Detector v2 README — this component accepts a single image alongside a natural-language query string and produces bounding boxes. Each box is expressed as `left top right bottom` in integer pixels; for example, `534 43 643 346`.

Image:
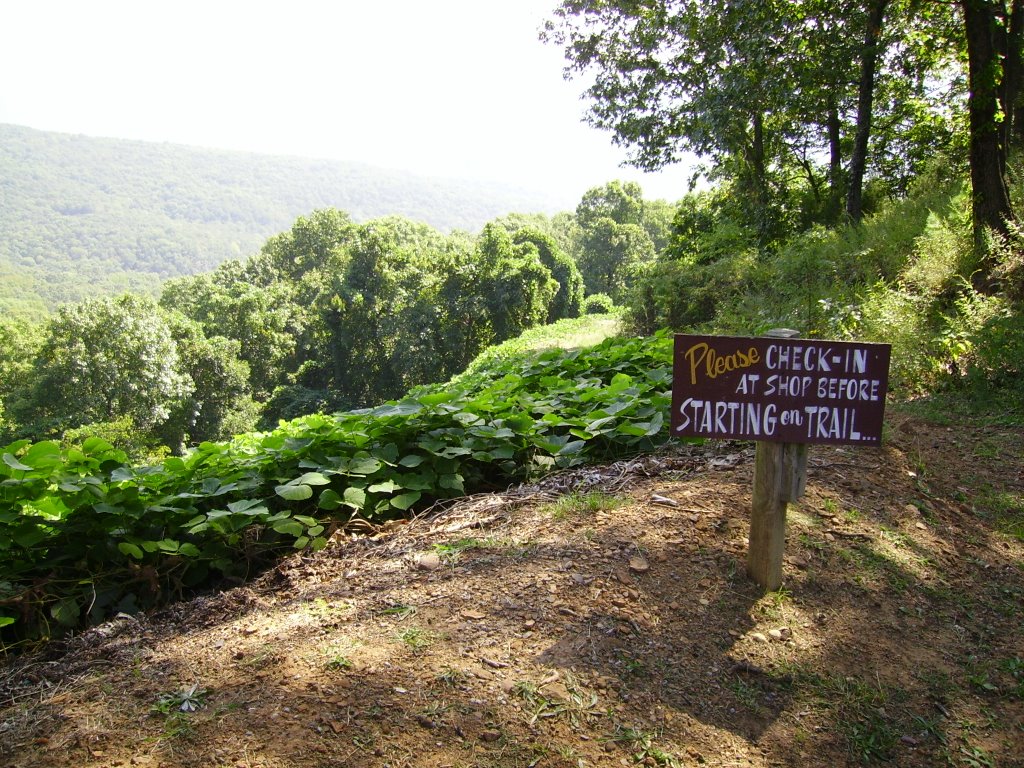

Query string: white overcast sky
0 0 697 207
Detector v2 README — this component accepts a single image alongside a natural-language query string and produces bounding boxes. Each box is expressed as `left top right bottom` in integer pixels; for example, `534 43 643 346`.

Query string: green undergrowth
0 331 673 646
441 311 622 391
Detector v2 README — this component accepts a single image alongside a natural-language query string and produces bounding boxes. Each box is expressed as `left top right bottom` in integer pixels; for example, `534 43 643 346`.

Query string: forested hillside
0 179 672 454
0 124 565 318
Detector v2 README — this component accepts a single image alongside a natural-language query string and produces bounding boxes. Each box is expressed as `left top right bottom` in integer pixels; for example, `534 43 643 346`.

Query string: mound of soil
2 412 1022 767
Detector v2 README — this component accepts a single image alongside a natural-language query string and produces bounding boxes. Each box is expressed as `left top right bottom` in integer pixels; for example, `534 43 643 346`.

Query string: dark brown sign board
671 334 892 446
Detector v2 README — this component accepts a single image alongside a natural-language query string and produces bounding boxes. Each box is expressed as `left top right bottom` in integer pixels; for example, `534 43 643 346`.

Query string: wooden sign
671 334 891 446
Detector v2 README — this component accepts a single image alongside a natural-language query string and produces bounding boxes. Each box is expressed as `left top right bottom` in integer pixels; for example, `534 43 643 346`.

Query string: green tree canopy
509 227 585 322
24 295 192 435
159 314 259 449
0 317 43 439
544 0 962 235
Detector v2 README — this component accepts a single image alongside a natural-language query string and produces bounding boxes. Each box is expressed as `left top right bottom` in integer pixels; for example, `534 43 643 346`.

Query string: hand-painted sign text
671 335 891 445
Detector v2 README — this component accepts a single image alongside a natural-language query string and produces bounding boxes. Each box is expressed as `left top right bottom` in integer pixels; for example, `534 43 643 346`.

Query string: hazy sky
0 0 697 207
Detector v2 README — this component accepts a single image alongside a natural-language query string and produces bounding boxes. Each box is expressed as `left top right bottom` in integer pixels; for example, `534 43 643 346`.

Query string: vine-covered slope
0 333 673 643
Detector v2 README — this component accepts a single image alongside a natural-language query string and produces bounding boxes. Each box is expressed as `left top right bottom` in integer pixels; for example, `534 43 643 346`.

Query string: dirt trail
2 413 1022 768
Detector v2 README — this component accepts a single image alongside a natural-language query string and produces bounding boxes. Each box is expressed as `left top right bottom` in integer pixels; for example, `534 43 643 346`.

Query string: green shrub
957 299 1024 400
62 416 169 464
583 293 615 315
902 211 972 297
627 247 761 334
852 284 943 395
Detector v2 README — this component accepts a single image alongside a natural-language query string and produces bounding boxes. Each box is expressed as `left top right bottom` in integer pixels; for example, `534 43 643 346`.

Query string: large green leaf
118 542 144 560
390 492 421 511
272 519 304 537
318 489 343 510
2 453 33 472
368 480 403 494
348 457 383 475
275 483 313 501
343 486 367 508
51 597 80 628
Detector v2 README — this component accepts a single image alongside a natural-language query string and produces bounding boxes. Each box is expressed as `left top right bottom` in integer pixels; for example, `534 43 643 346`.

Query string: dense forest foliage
2 0 1024 644
0 180 673 455
0 124 566 319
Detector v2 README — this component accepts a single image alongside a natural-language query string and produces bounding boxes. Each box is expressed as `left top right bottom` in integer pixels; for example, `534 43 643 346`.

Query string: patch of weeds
972 439 1001 459
972 491 1024 541
547 491 624 520
211 701 243 718
915 669 959 702
302 597 352 620
396 626 434 652
844 712 899 763
555 742 581 763
1003 657 1024 700
158 711 195 741
798 532 826 552
503 539 540 561
841 543 913 594
152 683 208 714
879 526 912 549
959 744 996 768
615 649 648 677
325 653 353 670
799 673 904 764
608 725 682 767
420 699 451 721
351 731 377 751
528 742 553 761
240 643 280 667
377 603 417 620
514 680 557 724
965 658 1000 695
728 676 763 714
755 586 792 620
149 684 206 744
513 674 601 727
910 713 947 746
437 666 468 688
992 584 1023 618
821 498 840 516
432 537 491 564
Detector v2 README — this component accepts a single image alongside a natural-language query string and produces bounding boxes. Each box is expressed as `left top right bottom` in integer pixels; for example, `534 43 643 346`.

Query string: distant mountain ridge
0 123 566 319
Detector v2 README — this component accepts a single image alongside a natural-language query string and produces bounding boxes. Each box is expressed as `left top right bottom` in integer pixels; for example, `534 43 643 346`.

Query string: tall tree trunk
962 0 1014 257
826 97 845 221
846 0 889 223
744 111 774 242
1004 0 1024 147
827 99 843 193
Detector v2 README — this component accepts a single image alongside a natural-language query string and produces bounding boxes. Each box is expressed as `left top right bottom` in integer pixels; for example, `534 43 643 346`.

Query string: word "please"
684 342 760 385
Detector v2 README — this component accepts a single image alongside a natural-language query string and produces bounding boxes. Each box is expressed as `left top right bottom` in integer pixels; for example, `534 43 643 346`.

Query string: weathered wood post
747 441 808 590
747 329 808 591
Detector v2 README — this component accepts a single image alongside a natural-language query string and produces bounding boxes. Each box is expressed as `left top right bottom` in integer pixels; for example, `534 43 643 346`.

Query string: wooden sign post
671 331 891 591
750 329 806 591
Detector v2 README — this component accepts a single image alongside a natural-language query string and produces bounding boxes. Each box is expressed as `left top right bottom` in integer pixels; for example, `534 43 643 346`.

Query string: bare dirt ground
1 411 1022 768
